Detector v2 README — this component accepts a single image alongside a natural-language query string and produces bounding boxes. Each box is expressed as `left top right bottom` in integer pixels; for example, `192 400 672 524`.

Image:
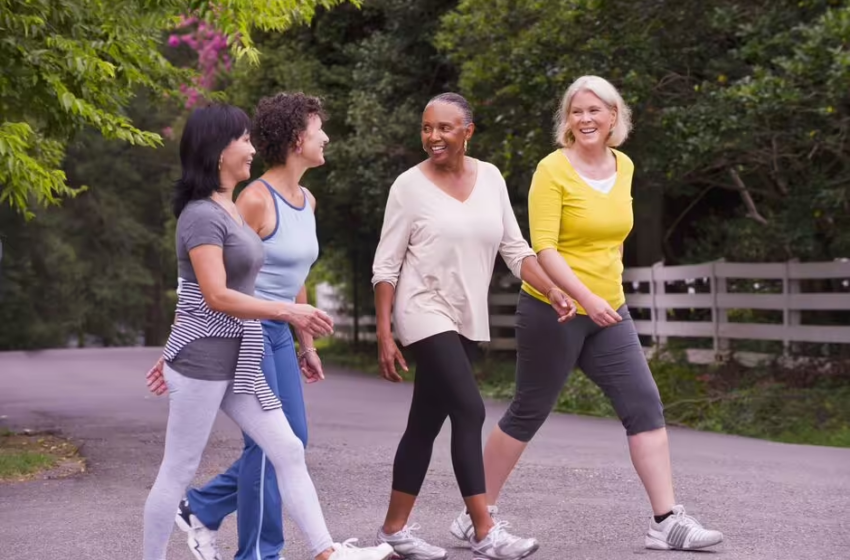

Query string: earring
218 157 222 170
464 139 468 152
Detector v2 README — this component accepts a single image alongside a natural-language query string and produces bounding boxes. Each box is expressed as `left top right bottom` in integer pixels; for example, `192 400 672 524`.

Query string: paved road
1 347 849 560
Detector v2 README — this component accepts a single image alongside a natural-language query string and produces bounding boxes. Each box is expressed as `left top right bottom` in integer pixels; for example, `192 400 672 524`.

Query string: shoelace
394 522 427 545
486 520 520 546
673 508 705 529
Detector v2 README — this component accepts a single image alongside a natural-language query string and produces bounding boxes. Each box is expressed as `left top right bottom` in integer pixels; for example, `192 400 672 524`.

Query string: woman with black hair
142 103 393 560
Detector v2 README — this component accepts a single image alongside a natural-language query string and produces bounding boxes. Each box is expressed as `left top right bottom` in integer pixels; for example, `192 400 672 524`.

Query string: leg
143 365 229 560
219 391 334 559
234 322 306 560
576 306 672 514
488 292 589 504
382 333 451 534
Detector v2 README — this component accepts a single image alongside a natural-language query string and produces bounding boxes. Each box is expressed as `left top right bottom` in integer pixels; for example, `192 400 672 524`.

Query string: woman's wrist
297 346 317 360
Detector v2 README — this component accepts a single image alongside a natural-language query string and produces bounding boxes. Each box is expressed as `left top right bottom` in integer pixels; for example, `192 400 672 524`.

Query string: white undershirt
577 171 617 194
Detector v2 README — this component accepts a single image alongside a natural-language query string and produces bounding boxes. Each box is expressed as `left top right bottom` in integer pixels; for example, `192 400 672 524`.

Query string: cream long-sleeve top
371 159 536 346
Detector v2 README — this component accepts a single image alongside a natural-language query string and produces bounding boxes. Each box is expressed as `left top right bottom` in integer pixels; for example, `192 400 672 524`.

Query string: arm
189 245 326 326
294 284 314 350
372 182 411 381
236 183 272 238
497 174 575 320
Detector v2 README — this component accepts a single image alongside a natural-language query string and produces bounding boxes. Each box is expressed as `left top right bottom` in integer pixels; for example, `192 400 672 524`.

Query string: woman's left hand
547 288 577 323
146 356 168 396
299 350 325 383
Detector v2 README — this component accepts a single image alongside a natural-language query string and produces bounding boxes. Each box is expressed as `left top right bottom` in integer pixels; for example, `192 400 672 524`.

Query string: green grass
320 340 850 448
0 450 56 478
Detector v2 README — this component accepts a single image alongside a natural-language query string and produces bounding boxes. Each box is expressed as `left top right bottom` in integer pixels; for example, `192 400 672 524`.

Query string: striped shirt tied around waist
163 279 281 411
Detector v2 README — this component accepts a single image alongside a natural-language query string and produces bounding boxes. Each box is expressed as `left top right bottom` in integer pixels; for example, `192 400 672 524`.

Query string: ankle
315 550 333 560
473 519 494 542
382 523 404 536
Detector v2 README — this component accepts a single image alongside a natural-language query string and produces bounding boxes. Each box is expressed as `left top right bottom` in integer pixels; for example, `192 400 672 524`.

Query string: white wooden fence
317 259 850 361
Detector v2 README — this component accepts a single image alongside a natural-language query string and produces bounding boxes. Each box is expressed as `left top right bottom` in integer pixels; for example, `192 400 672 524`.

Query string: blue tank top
253 180 319 303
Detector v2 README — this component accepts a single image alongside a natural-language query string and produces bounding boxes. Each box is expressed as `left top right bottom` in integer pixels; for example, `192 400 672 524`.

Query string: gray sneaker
470 520 539 560
645 505 723 550
376 523 448 560
449 505 499 541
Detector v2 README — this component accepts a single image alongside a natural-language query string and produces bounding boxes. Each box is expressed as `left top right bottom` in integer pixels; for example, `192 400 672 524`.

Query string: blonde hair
554 75 632 148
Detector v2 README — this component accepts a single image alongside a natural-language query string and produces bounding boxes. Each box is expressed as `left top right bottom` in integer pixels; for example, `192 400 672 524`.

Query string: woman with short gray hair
449 76 724 553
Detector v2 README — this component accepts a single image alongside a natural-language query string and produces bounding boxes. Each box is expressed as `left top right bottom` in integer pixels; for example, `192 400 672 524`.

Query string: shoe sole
645 534 724 550
471 542 540 560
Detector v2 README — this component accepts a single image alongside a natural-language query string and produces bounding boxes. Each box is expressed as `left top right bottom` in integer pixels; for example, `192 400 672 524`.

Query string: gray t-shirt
168 199 265 380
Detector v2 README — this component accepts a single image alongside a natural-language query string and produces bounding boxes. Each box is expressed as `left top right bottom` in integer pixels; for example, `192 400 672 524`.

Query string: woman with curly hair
146 94 391 560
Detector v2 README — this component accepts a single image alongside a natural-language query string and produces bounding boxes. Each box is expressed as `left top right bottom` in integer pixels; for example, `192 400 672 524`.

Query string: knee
497 396 553 443
449 397 486 433
266 434 306 469
619 385 666 436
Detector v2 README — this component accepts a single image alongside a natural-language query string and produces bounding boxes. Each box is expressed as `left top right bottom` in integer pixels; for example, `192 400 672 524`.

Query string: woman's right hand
377 334 408 382
580 293 622 327
284 304 335 338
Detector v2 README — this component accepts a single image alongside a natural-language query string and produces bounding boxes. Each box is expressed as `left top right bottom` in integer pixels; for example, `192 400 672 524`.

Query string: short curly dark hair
251 92 327 166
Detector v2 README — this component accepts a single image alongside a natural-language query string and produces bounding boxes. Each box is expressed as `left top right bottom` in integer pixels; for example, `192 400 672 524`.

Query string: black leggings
392 330 486 498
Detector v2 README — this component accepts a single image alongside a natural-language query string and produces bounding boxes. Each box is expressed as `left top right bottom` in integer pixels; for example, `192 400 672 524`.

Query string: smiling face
219 131 255 183
296 113 329 168
568 89 617 150
421 102 473 165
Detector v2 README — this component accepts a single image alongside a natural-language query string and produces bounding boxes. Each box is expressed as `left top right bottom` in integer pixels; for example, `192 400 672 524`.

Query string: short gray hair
554 75 632 148
425 92 474 126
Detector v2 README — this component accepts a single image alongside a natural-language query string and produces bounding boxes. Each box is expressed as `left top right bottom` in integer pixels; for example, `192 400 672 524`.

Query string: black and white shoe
175 497 222 560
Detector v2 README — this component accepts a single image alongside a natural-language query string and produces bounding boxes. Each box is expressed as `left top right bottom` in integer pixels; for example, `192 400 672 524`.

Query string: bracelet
297 347 317 359
546 286 562 299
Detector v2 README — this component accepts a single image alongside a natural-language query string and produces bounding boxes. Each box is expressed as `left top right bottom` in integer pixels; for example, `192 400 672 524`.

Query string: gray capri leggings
499 290 665 441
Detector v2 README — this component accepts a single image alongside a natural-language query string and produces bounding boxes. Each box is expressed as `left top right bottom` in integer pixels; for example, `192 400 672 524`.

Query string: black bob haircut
172 103 252 218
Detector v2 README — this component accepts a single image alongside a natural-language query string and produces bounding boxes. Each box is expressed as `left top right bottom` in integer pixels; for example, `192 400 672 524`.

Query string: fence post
651 261 666 347
786 258 800 356
712 259 729 359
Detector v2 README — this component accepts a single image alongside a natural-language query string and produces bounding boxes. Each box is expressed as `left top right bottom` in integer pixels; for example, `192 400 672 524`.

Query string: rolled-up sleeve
527 162 562 253
371 180 412 288
498 178 535 279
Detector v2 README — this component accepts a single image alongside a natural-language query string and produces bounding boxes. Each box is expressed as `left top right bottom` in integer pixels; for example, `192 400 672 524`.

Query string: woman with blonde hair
448 76 724 552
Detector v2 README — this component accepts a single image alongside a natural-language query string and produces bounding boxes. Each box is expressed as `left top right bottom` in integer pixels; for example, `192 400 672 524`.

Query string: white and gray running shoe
376 523 448 560
449 505 499 541
645 505 724 551
470 520 539 560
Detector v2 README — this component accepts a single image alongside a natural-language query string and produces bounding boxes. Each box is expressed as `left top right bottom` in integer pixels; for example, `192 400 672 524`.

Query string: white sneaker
450 505 499 541
174 498 221 560
376 523 448 560
470 520 539 560
329 538 394 560
645 505 724 551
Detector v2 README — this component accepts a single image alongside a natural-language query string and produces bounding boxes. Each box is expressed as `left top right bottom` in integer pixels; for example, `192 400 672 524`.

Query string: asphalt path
1 347 848 560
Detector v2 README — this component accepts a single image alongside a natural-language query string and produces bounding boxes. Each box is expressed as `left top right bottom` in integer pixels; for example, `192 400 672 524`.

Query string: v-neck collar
561 149 625 198
415 159 481 204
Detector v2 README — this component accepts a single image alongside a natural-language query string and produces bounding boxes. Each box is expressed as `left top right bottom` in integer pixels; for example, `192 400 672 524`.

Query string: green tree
0 0 356 217
438 0 850 264
225 0 460 341
0 91 180 350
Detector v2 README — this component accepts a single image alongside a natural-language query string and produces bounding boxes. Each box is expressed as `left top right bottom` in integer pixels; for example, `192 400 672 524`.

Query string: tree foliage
438 0 850 262
0 0 356 216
